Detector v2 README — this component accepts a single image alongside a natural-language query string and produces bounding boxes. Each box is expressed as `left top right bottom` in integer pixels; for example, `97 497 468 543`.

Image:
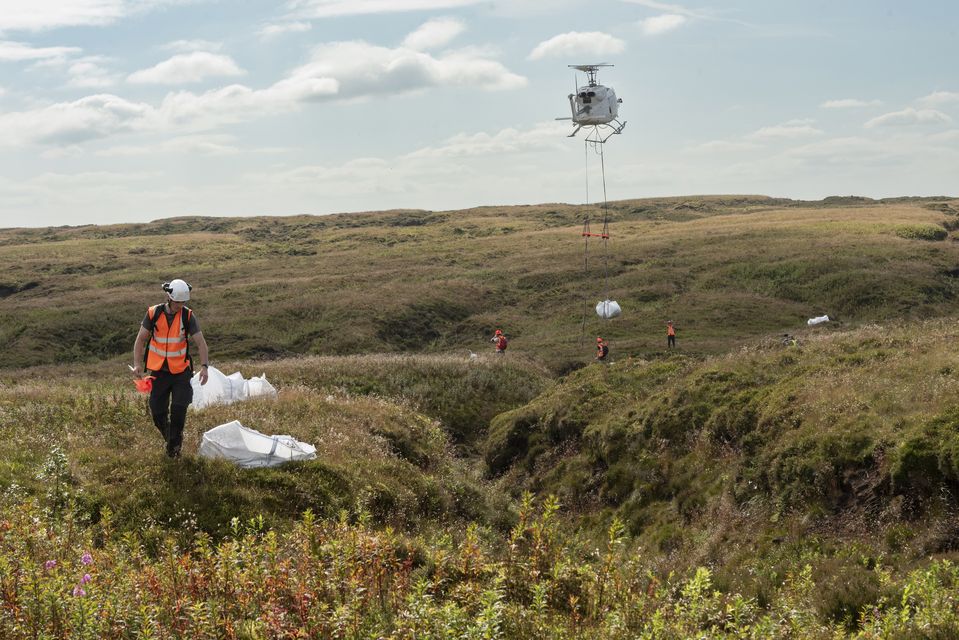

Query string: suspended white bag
596 300 622 319
807 315 830 326
191 366 278 409
198 420 316 468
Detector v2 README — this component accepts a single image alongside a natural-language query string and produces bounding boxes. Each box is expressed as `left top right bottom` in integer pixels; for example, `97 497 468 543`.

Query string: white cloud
820 98 881 109
155 84 311 129
692 139 762 153
0 40 81 62
0 0 201 33
0 38 523 149
128 52 245 85
0 94 154 146
162 39 223 53
258 21 312 40
638 14 686 36
785 136 892 165
288 0 482 19
97 134 243 156
528 31 626 61
746 119 823 140
917 91 959 107
622 0 754 27
67 56 119 88
402 17 465 51
864 107 952 129
932 129 959 143
282 39 525 99
404 120 569 158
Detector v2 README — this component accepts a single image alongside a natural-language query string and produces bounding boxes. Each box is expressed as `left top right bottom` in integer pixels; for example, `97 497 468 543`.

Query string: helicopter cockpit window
587 91 596 97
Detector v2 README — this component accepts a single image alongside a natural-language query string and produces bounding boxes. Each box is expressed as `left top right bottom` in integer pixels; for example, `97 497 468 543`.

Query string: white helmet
163 279 192 302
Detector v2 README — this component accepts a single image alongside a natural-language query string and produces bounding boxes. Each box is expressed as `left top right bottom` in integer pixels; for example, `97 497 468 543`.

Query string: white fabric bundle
191 366 278 409
198 420 316 468
596 300 622 319
807 315 830 326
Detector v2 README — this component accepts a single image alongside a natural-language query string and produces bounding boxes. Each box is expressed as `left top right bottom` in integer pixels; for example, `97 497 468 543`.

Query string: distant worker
667 320 676 349
596 336 609 361
132 279 209 458
491 329 508 355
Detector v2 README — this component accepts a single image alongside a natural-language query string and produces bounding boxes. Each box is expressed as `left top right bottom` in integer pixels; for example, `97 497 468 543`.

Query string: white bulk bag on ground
807 315 830 326
596 300 622 319
226 372 246 401
246 375 277 398
191 366 278 409
198 420 317 468
191 366 234 409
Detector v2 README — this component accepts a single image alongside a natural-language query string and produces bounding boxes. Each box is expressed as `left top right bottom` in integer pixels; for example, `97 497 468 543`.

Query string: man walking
491 329 508 355
667 320 676 349
596 336 609 362
132 279 209 457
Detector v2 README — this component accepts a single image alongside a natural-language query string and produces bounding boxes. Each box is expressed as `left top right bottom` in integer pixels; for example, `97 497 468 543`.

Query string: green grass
485 318 959 574
4 195 959 635
3 195 959 371
0 354 547 538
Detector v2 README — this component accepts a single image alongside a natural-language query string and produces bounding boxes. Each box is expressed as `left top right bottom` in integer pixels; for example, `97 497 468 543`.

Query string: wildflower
44 560 57 570
81 552 93 565
72 585 86 597
80 573 92 584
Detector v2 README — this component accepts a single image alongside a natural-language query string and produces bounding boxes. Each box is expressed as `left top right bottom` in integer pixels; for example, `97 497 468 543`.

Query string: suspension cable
581 133 613 341
580 140 591 341
599 141 610 303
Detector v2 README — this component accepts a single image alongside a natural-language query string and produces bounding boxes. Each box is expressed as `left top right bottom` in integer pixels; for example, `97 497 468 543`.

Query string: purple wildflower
44 560 57 570
80 573 92 584
72 585 86 597
81 552 93 565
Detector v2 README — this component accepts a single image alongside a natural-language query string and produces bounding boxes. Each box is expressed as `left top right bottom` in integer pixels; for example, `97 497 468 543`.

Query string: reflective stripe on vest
146 305 191 374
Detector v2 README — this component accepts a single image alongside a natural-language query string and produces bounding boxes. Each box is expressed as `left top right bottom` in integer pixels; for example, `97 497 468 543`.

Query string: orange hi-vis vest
146 305 191 374
667 324 675 336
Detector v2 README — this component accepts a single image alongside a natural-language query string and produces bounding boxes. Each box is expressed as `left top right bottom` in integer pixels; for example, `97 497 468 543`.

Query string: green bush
894 224 948 241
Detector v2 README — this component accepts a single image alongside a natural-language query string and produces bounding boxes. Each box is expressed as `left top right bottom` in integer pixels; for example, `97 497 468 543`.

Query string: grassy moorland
487 320 959 592
3 195 959 637
2 195 959 371
0 354 549 539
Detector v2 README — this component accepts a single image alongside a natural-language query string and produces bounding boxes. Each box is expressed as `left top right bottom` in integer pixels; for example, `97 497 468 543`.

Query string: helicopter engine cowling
571 84 620 126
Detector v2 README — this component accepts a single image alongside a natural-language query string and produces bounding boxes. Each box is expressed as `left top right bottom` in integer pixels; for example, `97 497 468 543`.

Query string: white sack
191 366 234 409
596 300 622 319
198 420 316 468
807 315 830 326
191 366 278 409
226 372 247 401
246 375 278 398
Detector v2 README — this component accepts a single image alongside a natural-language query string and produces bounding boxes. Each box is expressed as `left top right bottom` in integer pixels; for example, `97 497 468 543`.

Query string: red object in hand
134 377 155 393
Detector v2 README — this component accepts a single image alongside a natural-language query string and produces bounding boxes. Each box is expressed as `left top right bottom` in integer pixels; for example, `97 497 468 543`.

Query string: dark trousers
667 335 676 348
149 369 193 456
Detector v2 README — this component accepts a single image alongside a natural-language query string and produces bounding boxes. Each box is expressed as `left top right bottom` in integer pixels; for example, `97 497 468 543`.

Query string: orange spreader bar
581 232 610 238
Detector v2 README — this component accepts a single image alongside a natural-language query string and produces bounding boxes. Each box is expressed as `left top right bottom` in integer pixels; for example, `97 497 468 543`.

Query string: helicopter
557 64 626 141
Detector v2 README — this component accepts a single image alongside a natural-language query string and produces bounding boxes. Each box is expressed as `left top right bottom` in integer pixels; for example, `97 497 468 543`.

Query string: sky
0 0 956 228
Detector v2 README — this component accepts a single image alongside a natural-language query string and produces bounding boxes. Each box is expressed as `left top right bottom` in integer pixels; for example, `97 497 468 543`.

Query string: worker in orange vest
596 336 609 361
667 320 676 349
491 329 509 355
132 279 210 458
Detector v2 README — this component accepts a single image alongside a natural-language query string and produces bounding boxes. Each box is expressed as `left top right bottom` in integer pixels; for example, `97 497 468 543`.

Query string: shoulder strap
183 307 193 369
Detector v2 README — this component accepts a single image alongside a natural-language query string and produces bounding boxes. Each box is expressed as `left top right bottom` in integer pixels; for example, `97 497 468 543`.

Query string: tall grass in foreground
1 495 957 639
